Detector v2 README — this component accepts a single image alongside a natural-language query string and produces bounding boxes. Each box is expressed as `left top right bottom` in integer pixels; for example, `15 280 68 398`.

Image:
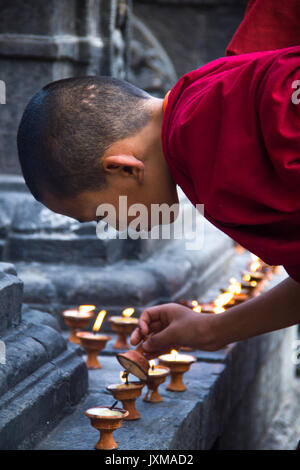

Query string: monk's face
42 160 179 231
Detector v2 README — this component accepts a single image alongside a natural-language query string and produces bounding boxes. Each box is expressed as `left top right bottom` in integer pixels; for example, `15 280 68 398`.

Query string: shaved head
17 76 151 201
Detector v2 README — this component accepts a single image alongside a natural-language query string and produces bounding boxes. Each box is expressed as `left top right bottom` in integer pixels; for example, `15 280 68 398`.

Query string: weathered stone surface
35 324 296 450
0 307 88 449
133 0 248 80
0 0 132 174
21 305 61 332
0 270 23 334
257 378 300 450
35 355 225 450
0 316 67 396
35 266 295 451
0 347 88 450
216 327 297 450
0 262 17 276
15 220 234 328
0 259 88 450
4 196 177 264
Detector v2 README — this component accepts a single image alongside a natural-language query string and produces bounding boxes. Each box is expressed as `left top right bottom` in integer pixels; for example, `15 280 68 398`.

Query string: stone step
34 266 296 450
15 221 234 330
0 306 88 449
0 264 23 334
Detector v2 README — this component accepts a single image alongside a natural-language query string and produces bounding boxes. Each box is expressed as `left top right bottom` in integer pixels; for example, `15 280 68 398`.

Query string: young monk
17 2 300 358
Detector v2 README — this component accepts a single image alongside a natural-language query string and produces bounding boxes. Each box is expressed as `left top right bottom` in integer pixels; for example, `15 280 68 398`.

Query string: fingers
130 305 167 346
142 327 175 355
130 327 142 346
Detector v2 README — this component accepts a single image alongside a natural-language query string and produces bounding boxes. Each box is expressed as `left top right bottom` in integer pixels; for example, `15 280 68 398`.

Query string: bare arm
212 276 300 349
131 276 300 358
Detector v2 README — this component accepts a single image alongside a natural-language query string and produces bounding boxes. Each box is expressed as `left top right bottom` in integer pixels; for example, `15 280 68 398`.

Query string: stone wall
0 0 132 174
0 262 88 449
132 0 248 82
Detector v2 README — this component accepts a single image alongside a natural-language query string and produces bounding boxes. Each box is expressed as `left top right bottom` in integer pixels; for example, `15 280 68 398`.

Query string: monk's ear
101 155 144 182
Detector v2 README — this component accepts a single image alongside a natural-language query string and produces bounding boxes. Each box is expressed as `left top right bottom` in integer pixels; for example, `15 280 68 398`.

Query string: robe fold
161 46 300 282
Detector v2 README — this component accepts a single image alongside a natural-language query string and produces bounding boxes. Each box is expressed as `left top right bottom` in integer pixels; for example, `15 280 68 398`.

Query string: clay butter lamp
76 310 111 369
85 405 128 450
244 270 265 282
241 275 259 294
144 360 170 403
62 305 95 344
116 341 149 382
158 349 196 392
108 307 139 349
106 371 144 420
231 292 249 305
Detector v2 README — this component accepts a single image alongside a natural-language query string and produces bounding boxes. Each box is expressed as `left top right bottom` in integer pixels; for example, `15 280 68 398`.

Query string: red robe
226 0 300 56
161 46 300 282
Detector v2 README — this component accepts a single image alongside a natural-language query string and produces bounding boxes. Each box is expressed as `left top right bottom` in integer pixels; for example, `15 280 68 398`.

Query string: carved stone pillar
0 0 132 174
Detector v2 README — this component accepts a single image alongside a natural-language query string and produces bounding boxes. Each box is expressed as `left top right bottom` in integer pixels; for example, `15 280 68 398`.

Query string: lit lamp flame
191 300 199 307
228 277 241 295
120 371 126 383
170 349 178 360
242 274 258 287
249 254 261 273
78 305 96 314
192 305 202 313
122 307 135 318
213 291 233 314
214 306 225 314
120 370 129 385
149 359 156 371
92 310 106 332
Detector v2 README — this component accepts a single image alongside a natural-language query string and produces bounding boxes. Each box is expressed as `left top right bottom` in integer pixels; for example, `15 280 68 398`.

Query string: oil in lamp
62 305 95 343
76 310 111 369
85 404 129 450
106 371 144 420
158 349 196 392
144 360 170 403
108 307 139 349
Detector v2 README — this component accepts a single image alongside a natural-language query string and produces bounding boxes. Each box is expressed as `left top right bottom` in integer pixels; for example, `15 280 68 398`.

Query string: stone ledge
35 324 295 450
0 34 103 63
15 224 234 328
35 355 226 450
0 269 23 334
34 259 295 450
0 315 67 396
0 347 88 449
0 303 88 449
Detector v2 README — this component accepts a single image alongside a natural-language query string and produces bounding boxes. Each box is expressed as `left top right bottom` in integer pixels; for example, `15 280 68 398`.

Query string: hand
130 303 217 359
